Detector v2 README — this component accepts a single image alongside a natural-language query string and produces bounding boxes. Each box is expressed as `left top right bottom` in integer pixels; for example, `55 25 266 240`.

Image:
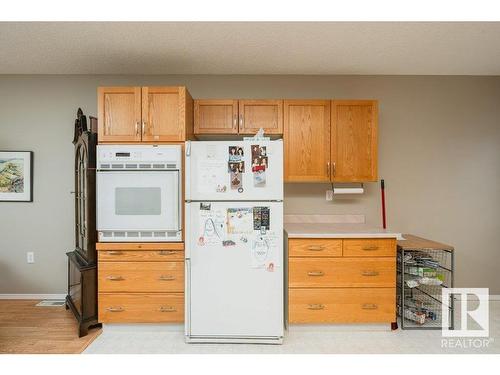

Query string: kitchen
1 21 499 365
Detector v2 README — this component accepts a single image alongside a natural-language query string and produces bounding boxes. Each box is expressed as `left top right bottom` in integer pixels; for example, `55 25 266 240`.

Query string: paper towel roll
333 187 364 195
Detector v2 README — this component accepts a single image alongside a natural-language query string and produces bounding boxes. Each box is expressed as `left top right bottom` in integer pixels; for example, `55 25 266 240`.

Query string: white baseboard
0 294 66 300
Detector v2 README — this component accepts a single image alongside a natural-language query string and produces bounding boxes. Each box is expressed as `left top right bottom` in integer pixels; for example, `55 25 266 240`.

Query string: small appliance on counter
96 144 182 242
66 108 101 337
184 140 284 344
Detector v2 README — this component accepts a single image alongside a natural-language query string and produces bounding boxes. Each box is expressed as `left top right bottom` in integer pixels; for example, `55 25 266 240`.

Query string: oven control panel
97 145 182 170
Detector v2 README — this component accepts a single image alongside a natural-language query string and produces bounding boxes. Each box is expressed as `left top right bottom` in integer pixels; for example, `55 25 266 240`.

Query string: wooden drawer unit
289 288 396 323
97 242 185 323
98 293 184 323
98 249 184 262
289 239 342 258
98 261 184 293
343 238 396 257
289 257 395 288
288 237 397 326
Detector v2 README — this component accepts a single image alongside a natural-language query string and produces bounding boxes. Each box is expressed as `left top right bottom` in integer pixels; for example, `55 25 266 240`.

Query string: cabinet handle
159 306 177 313
362 246 379 251
142 121 146 135
106 306 124 312
106 275 124 281
362 304 378 310
135 121 139 136
158 275 175 281
107 251 123 255
307 246 325 251
332 161 336 176
307 271 324 277
239 114 243 127
361 270 379 277
233 114 238 129
158 250 176 256
307 304 325 310
326 162 331 177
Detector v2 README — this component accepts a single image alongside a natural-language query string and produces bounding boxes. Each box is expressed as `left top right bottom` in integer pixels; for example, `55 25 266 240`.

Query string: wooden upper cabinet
238 100 283 135
98 86 193 143
194 99 283 135
98 87 142 142
194 100 238 134
331 100 378 182
284 100 331 182
142 87 184 142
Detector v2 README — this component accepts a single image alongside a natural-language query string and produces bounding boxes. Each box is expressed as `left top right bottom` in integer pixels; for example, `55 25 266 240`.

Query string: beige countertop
284 222 402 239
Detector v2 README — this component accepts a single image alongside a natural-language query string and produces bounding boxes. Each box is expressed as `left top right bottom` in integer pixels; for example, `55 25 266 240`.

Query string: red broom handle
381 179 386 229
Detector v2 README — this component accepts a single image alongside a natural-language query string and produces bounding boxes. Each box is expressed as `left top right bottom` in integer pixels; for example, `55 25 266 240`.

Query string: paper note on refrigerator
226 208 253 234
198 208 226 247
198 160 227 193
251 231 279 271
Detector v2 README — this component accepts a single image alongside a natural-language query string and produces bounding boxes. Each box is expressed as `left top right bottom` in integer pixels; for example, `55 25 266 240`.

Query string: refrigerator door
185 201 284 341
185 140 283 201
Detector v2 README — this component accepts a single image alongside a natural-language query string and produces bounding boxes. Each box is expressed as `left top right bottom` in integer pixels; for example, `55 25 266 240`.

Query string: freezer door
186 201 284 338
185 140 283 201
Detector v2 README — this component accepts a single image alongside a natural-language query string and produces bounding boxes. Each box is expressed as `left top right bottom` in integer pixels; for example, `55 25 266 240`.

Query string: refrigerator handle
186 140 191 157
185 258 191 337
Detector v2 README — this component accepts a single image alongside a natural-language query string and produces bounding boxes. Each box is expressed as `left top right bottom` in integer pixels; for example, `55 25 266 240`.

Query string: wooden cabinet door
238 100 283 135
194 99 238 134
331 100 378 182
142 87 185 142
284 100 331 182
98 87 141 142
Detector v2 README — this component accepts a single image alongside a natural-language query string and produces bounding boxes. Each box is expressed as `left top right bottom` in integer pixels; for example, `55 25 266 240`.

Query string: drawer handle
158 275 176 281
362 246 379 251
158 250 176 256
106 306 124 312
107 251 123 255
106 275 124 281
159 306 177 313
362 304 378 310
307 246 325 251
307 304 325 310
307 271 324 277
361 270 379 277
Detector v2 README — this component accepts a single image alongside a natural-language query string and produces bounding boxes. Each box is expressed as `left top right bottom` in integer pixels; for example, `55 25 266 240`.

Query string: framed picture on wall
0 151 33 202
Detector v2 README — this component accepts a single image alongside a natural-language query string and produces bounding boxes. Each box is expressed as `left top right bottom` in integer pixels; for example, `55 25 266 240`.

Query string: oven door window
97 171 179 231
115 187 161 215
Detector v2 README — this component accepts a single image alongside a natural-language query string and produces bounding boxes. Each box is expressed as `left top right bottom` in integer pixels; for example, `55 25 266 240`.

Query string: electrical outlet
326 190 333 201
26 252 35 264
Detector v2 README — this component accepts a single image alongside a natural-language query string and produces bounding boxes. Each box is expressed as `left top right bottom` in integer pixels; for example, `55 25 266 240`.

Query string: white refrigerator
185 140 284 344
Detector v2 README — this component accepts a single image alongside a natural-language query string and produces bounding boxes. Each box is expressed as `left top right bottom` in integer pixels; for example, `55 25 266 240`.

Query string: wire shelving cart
397 234 454 330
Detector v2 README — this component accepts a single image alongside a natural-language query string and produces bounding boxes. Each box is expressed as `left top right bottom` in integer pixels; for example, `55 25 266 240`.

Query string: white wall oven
97 145 182 242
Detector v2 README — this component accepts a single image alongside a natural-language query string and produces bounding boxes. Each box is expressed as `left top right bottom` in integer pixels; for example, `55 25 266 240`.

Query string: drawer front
343 238 396 257
98 293 184 323
289 258 395 288
98 262 184 293
289 239 342 257
289 288 395 323
98 250 184 262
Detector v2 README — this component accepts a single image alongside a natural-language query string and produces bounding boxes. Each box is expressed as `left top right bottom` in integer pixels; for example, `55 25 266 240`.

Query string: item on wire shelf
404 308 426 325
404 297 438 321
419 277 443 286
405 279 419 288
407 266 437 278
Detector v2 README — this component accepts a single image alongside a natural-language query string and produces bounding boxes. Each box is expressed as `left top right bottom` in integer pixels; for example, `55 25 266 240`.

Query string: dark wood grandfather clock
66 108 101 337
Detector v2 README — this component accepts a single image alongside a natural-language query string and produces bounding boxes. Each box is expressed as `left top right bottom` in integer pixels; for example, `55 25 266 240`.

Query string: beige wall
0 75 499 294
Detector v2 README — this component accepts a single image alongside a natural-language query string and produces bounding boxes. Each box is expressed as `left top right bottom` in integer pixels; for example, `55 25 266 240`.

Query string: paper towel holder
331 182 365 195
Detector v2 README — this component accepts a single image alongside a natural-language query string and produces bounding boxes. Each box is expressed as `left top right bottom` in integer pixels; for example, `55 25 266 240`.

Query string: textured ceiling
0 22 499 75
